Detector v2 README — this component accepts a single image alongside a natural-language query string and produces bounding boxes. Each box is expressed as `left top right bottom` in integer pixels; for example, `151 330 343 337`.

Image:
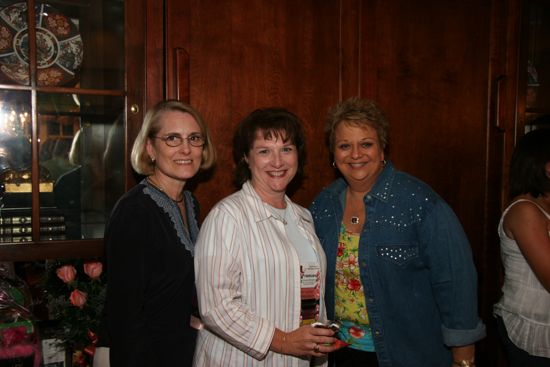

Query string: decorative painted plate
0 2 83 86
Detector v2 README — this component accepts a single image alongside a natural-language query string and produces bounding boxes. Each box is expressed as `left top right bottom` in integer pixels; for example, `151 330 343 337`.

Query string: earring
382 159 387 166
332 161 336 168
150 156 155 163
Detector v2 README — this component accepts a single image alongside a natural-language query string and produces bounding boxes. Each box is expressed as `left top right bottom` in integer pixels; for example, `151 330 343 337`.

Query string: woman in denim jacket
309 98 485 367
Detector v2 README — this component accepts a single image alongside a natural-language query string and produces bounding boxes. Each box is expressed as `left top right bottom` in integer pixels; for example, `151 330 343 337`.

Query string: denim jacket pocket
376 243 419 266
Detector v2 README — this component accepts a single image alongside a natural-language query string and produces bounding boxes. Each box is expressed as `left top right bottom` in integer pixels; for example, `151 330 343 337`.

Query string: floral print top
334 224 375 351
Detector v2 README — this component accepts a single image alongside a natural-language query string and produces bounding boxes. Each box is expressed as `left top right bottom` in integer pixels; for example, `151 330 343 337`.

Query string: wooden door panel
165 0 354 214
360 1 499 364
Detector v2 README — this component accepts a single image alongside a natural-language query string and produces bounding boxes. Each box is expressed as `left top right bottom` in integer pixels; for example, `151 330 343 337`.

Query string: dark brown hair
233 108 306 187
509 128 550 199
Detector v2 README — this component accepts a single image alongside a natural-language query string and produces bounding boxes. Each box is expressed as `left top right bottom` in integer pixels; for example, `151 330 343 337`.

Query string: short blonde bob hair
131 100 216 175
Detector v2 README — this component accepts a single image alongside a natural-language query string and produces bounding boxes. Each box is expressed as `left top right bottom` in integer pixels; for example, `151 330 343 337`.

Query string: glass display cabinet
0 0 130 260
522 0 550 131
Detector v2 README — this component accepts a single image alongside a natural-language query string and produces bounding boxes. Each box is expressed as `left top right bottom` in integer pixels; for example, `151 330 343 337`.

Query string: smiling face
333 121 385 192
146 110 203 188
246 130 298 206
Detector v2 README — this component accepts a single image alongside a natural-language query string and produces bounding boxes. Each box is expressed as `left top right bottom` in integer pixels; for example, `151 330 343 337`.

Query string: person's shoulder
502 198 549 242
506 198 548 221
110 183 148 214
393 169 431 189
214 189 243 207
392 169 439 200
120 182 147 201
105 183 151 232
203 189 245 218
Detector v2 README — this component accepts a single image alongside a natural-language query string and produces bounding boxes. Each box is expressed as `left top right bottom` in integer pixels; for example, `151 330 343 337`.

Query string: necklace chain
147 177 184 203
346 187 365 226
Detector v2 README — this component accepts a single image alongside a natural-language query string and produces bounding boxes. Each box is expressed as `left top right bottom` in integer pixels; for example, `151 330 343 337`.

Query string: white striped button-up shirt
193 181 327 366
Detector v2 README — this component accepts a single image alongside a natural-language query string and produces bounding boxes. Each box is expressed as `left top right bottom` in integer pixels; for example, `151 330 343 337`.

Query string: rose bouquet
42 259 106 363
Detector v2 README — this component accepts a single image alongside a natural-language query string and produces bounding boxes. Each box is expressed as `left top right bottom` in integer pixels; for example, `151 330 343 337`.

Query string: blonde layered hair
131 100 216 175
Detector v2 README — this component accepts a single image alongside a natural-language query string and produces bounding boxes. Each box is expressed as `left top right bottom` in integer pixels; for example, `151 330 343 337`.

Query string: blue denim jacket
310 162 485 367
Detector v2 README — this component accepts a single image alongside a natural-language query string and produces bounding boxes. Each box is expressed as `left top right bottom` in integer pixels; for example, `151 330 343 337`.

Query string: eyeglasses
153 133 205 148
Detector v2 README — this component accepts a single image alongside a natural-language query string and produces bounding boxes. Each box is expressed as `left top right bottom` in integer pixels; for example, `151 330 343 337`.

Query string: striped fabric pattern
193 181 327 366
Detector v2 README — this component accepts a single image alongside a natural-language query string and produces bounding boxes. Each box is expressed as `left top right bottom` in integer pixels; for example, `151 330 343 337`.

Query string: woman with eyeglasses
103 100 216 367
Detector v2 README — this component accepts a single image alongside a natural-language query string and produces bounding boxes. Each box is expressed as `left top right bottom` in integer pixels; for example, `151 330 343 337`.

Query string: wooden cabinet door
360 1 509 364
163 0 359 213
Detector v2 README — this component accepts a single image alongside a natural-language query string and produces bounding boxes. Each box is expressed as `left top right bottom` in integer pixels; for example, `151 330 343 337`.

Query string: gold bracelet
281 333 286 354
453 360 475 367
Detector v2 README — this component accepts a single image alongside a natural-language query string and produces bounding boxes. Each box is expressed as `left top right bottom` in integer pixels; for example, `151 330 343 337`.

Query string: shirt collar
326 161 396 203
242 180 311 224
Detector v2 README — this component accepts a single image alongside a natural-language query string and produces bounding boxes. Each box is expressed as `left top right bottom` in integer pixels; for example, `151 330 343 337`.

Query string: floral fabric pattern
334 224 375 351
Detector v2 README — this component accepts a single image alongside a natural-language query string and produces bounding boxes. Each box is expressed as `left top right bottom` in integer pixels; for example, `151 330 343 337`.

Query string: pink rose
83 262 103 279
69 289 87 308
56 265 77 283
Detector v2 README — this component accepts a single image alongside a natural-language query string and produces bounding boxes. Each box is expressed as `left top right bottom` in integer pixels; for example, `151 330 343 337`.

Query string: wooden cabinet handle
174 47 190 102
493 74 506 131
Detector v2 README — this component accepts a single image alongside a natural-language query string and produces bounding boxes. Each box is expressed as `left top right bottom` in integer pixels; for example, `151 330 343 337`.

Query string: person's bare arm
504 200 550 291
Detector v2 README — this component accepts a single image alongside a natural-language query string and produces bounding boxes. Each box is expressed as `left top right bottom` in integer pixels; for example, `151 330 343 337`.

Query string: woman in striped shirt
194 108 343 366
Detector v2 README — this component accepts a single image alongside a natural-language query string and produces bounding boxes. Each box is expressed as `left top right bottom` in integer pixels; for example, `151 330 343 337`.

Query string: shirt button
368 298 374 303
374 330 381 336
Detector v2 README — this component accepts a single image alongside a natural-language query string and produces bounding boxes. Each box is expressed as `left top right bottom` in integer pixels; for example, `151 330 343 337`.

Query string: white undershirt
269 206 317 263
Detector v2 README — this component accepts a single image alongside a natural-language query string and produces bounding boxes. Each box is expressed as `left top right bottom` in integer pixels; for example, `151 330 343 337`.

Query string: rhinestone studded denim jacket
310 161 485 367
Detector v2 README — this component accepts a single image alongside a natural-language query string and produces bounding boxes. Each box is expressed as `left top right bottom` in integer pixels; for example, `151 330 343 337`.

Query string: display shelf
0 239 103 261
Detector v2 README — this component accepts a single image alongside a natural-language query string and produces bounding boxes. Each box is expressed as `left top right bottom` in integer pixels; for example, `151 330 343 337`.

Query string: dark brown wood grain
163 0 350 215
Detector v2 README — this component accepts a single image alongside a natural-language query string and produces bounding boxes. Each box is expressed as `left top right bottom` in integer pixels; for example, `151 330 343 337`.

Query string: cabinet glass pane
38 92 124 240
75 0 125 90
0 0 124 90
525 0 550 130
0 90 33 243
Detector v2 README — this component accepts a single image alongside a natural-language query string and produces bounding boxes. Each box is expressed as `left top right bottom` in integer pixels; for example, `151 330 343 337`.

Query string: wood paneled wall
359 1 502 364
164 0 351 213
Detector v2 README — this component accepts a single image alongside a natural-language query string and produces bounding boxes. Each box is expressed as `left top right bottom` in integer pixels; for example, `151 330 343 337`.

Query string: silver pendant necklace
350 216 360 225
